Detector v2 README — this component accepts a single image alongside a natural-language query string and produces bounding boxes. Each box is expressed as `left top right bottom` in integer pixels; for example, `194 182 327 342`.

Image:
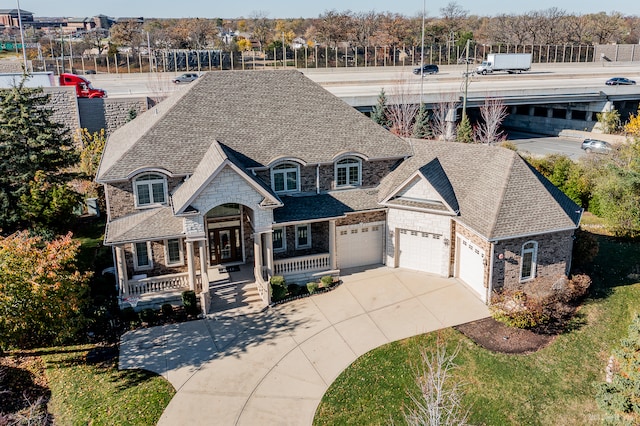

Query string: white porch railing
125 272 199 296
273 253 331 276
255 265 271 306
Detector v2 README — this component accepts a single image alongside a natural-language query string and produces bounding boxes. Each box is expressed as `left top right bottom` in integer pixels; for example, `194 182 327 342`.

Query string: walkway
119 267 490 425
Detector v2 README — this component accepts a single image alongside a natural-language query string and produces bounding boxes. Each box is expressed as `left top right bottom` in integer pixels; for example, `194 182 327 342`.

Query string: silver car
171 73 199 84
581 139 612 154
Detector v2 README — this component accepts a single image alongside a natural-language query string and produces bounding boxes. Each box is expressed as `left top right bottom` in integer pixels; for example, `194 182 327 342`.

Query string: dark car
171 73 199 84
605 77 636 86
84 69 97 75
581 139 612 154
413 64 439 75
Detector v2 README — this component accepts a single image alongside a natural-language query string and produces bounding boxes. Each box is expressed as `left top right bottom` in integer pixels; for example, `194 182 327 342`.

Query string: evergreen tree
371 88 389 128
456 114 473 143
0 79 79 233
412 103 431 139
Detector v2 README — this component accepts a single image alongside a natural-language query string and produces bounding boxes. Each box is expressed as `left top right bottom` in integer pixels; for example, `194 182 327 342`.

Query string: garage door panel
337 222 384 269
456 235 486 301
398 229 443 274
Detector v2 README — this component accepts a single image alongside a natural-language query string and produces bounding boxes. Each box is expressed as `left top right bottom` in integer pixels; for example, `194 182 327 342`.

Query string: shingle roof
97 70 411 182
379 141 581 240
274 188 380 223
104 207 184 245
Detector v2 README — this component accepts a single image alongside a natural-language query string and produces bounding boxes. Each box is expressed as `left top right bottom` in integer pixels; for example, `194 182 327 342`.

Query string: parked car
413 64 439 75
581 139 612 154
605 77 636 86
84 69 96 75
172 73 199 84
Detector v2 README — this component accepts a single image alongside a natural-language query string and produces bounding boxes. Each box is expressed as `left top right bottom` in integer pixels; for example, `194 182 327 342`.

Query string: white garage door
398 229 443 274
337 222 384 269
456 234 486 301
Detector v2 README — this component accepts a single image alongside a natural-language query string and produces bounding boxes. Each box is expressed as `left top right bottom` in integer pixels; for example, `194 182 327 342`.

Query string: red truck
59 73 107 98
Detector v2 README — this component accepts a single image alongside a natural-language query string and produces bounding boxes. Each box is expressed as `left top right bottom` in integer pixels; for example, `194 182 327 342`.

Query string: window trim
133 241 153 271
133 173 168 208
164 238 184 266
272 227 286 252
295 224 311 250
271 162 300 193
335 157 362 188
519 240 538 282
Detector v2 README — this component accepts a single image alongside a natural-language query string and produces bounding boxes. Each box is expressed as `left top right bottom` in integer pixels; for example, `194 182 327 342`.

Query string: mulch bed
0 353 52 423
455 317 556 354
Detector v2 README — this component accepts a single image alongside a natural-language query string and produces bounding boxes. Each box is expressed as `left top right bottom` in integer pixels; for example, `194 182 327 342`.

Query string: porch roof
104 207 184 245
274 188 380 223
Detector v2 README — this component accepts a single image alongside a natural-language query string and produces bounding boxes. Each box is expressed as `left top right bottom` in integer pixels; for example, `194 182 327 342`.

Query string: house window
335 157 361 187
133 241 153 270
520 241 538 281
295 224 311 249
165 238 183 266
272 227 286 252
134 173 167 207
271 162 299 193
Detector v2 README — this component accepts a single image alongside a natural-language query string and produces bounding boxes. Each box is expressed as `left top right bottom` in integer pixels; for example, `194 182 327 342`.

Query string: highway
89 62 640 100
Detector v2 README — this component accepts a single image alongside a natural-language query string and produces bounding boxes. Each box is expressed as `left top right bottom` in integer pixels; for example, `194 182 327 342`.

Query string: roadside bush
139 308 158 326
500 140 517 151
181 290 199 317
320 275 334 288
307 282 319 294
270 276 287 302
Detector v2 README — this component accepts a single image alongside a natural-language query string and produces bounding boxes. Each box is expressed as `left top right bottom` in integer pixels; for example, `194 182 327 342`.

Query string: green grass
314 230 640 425
40 344 175 425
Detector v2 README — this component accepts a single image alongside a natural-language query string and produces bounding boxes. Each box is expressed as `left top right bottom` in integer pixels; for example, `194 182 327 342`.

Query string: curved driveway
119 267 489 425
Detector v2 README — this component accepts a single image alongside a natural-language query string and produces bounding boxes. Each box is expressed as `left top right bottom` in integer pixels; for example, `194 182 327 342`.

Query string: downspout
316 164 320 194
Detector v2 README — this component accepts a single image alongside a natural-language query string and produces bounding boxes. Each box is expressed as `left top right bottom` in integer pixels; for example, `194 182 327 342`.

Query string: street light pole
419 0 426 104
16 0 28 71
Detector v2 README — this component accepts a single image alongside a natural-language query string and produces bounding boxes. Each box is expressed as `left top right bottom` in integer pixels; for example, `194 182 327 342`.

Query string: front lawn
315 233 640 425
42 344 175 425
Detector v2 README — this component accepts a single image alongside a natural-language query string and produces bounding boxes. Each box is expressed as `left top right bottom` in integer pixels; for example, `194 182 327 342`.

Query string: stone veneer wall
274 222 329 260
78 97 149 134
451 221 492 290
491 229 574 292
105 176 184 220
43 87 81 131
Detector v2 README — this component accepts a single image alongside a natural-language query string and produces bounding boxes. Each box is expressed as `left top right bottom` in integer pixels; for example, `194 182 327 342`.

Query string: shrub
490 290 549 329
307 282 319 294
270 276 287 302
181 290 199 317
500 141 517 151
120 307 140 327
161 303 174 318
139 308 158 325
320 275 334 288
571 229 599 272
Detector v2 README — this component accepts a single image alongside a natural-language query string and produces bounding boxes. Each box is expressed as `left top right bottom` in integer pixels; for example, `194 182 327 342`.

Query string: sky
13 0 638 19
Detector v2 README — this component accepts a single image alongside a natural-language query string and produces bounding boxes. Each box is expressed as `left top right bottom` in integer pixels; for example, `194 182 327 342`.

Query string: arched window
271 162 299 193
134 173 167 207
335 157 361 187
520 241 538 281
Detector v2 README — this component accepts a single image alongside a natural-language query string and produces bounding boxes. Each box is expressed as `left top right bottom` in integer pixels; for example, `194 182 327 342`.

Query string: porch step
209 280 263 315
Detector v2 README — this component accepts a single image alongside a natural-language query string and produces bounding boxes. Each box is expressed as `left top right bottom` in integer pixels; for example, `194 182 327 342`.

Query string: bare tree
386 77 420 137
475 97 508 145
430 96 459 141
403 339 469 426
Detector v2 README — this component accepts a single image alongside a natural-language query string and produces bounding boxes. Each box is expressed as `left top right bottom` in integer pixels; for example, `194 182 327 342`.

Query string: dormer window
134 173 167 207
336 157 361 187
271 162 299 193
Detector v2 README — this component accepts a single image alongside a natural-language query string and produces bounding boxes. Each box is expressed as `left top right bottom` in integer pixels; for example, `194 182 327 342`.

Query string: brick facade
273 222 330 260
491 229 574 292
335 210 386 226
105 175 184 220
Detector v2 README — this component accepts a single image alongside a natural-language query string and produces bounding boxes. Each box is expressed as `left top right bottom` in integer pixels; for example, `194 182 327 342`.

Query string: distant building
0 8 33 28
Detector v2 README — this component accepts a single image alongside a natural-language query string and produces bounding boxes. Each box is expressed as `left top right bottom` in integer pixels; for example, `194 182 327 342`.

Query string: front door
209 226 242 265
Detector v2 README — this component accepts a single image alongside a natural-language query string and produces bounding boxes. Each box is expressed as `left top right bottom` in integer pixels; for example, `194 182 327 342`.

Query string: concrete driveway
119 267 489 425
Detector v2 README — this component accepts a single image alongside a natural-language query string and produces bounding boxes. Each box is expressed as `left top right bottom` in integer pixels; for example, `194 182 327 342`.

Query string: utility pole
462 39 471 121
419 0 426 104
16 0 27 71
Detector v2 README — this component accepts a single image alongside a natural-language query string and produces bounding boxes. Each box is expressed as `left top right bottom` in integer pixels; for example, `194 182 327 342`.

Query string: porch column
264 231 274 275
115 245 128 297
329 220 337 270
198 240 208 286
186 240 196 291
253 233 263 274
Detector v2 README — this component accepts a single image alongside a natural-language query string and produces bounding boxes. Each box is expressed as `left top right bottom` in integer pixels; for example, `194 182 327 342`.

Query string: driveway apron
119 267 489 425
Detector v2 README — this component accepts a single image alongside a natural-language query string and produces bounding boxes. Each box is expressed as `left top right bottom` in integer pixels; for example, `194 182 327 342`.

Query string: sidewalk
119 266 489 425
